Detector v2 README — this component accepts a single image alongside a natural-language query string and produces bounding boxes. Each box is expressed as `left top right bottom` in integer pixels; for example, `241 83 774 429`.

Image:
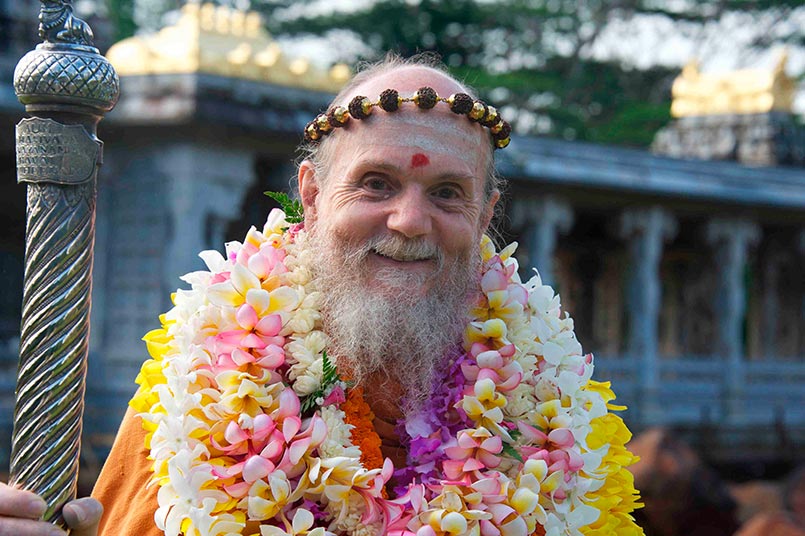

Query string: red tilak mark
410 153 430 168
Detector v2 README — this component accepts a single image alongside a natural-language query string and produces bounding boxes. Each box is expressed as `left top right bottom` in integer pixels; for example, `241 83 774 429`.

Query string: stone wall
652 112 805 167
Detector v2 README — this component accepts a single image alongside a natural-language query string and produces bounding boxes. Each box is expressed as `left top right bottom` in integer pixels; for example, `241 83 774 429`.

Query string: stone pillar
511 196 574 287
620 207 677 423
706 219 760 420
800 230 805 358
90 142 255 381
162 144 256 296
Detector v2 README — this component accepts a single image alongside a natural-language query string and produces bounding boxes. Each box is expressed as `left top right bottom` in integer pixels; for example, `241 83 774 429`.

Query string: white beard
305 227 480 412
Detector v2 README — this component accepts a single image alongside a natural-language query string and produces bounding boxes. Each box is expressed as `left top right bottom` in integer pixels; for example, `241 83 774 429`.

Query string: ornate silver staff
9 0 118 527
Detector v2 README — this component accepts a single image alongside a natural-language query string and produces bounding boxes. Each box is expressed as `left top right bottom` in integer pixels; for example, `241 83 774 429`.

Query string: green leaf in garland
299 390 318 415
299 351 343 416
264 191 304 224
320 351 339 388
502 442 524 463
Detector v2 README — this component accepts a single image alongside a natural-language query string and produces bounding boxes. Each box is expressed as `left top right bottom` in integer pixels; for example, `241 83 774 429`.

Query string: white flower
288 332 328 395
188 498 245 536
260 509 334 536
198 249 228 272
318 406 360 459
504 384 537 421
288 267 312 286
263 208 289 235
325 493 382 536
293 372 322 397
288 332 326 367
285 308 319 335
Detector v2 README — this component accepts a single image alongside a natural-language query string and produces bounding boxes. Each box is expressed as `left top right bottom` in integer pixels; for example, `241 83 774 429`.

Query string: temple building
0 3 803 484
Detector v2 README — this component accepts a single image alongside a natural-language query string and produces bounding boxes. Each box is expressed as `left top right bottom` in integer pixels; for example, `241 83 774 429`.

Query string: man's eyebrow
354 160 403 175
432 172 477 185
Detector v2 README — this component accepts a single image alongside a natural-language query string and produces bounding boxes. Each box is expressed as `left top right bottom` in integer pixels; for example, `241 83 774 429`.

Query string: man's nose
386 189 432 238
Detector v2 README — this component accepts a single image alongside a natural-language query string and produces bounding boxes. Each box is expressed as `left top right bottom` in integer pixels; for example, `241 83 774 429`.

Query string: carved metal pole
9 0 118 527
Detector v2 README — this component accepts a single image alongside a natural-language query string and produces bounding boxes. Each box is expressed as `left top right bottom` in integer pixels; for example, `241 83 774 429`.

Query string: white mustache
342 234 443 266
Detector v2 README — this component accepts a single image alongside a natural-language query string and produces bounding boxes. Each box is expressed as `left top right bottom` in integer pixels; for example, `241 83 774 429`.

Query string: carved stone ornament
16 117 100 185
105 2 349 92
670 53 795 117
39 0 94 46
14 1 119 113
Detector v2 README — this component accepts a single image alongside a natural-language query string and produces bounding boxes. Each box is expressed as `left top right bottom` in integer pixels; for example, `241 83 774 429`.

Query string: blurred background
1 1 804 534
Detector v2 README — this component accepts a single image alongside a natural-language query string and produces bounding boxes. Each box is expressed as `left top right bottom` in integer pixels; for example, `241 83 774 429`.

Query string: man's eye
365 178 390 191
434 186 460 199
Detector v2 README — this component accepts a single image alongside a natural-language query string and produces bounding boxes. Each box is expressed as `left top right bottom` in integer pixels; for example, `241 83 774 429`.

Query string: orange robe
92 408 161 536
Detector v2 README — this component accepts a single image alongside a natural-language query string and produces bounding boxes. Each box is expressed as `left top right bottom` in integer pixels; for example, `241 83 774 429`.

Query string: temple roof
106 2 350 92
671 53 795 117
500 135 805 212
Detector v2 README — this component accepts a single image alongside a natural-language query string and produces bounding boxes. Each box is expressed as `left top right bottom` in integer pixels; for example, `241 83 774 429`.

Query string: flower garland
131 207 644 536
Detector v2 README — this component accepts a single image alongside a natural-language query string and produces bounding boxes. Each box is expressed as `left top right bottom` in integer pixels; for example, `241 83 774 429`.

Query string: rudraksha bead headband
304 87 512 150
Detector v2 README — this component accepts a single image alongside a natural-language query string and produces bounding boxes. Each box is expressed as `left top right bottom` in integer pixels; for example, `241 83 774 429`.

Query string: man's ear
481 189 501 231
298 160 319 222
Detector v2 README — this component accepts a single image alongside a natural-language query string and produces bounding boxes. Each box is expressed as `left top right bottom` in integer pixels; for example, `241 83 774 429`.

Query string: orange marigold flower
342 386 384 470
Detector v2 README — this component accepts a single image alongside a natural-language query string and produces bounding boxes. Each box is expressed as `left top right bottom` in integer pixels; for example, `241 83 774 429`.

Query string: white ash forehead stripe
350 113 484 154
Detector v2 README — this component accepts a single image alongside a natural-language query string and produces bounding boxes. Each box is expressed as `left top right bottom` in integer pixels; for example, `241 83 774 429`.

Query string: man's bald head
300 54 502 202
333 59 472 110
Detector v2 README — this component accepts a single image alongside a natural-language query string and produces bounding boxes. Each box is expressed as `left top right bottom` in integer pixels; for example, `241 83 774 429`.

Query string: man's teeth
374 250 429 262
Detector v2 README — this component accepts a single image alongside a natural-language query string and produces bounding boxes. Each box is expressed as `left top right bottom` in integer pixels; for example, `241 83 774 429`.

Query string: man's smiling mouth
372 249 434 262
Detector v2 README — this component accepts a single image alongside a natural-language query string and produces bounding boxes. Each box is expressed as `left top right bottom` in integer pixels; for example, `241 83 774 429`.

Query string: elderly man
0 55 641 536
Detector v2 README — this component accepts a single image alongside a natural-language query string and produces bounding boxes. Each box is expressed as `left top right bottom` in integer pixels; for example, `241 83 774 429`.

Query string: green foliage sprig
503 427 524 462
300 351 345 415
502 442 524 463
265 191 304 224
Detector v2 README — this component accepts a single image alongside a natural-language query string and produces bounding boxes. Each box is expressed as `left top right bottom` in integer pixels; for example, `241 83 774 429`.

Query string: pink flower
246 244 288 279
443 429 503 482
288 222 305 238
461 344 523 393
547 428 574 449
516 421 548 446
547 448 584 474
481 266 508 293
208 305 286 372
275 413 327 476
209 414 287 496
322 385 346 407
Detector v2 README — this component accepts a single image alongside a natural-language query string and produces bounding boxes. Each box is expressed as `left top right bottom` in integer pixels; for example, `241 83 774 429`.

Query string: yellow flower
131 324 173 434
464 318 509 347
217 371 282 417
245 471 291 521
417 487 492 536
581 412 644 535
585 380 627 411
462 379 510 438
479 234 496 262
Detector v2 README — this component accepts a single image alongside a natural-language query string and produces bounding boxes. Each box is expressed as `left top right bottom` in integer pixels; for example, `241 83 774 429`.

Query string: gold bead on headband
304 86 512 149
